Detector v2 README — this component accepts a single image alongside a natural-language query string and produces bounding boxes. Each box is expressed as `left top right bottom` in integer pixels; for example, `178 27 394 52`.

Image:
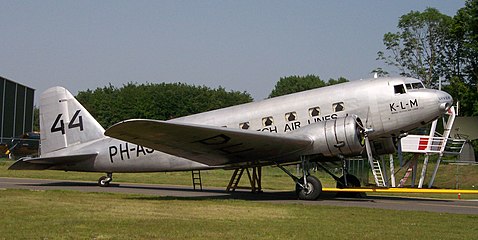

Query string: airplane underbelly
90 153 211 172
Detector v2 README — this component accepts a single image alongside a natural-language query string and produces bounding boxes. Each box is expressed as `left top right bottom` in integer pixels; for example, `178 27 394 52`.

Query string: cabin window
285 112 297 122
262 116 274 126
333 102 344 112
239 122 250 130
394 84 406 94
308 107 320 117
406 83 413 90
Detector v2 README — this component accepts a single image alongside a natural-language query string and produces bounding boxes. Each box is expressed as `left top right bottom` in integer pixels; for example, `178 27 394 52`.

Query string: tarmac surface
1 177 478 215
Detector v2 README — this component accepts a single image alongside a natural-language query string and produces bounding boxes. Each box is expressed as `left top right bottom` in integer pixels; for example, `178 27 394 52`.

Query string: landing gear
336 174 361 188
313 159 365 198
296 175 322 200
98 173 113 187
275 156 322 201
336 174 364 198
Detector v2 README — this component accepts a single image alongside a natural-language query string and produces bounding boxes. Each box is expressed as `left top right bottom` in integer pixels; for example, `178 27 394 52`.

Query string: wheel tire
336 174 364 198
336 174 361 188
296 175 322 200
98 176 110 187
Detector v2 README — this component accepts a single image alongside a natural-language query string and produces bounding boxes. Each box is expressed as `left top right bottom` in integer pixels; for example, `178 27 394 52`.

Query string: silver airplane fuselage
29 77 453 173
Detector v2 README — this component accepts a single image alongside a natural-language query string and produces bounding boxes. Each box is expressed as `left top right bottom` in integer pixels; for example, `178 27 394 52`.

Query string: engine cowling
296 115 365 157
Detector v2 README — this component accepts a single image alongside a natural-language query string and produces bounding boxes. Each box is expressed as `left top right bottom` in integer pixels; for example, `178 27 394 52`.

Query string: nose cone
437 91 453 112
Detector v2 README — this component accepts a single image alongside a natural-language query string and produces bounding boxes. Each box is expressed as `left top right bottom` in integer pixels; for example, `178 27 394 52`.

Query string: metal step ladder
371 159 386 187
191 170 202 191
364 134 386 187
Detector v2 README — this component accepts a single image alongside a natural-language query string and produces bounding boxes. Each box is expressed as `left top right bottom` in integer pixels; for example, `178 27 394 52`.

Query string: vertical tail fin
40 87 105 155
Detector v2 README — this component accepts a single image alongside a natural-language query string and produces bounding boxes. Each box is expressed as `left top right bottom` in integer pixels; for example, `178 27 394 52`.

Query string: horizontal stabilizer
105 119 312 166
8 153 98 170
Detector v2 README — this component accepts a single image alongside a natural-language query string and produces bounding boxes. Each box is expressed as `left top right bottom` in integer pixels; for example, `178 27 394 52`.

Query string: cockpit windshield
395 80 425 94
394 84 406 94
412 82 425 89
405 81 425 90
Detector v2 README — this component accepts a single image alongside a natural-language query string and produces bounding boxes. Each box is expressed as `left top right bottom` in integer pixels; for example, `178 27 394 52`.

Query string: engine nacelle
296 115 364 157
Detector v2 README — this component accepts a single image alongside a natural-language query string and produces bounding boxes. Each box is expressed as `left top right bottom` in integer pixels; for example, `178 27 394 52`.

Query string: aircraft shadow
27 181 104 187
27 181 452 203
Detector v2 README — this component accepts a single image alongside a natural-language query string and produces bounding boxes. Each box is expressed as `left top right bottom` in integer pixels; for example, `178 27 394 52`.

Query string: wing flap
105 120 312 166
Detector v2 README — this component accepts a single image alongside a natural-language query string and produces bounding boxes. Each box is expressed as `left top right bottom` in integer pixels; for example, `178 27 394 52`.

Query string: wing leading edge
105 120 313 166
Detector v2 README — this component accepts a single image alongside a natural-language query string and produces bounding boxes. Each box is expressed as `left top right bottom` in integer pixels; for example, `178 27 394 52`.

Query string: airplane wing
105 120 312 166
8 153 98 170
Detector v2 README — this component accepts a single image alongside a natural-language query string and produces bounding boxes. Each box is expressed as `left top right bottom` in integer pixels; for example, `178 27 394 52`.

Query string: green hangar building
0 76 35 143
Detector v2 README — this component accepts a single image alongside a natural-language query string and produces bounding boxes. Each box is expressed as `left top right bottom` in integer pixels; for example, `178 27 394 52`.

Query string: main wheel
336 174 361 188
295 175 322 200
98 176 110 187
336 174 364 198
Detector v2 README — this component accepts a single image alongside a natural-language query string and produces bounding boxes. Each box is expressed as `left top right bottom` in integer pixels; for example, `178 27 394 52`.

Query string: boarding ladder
191 170 202 191
371 159 386 187
364 135 386 187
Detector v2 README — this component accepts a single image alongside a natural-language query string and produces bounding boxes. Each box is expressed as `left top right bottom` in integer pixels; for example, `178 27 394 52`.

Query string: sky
0 0 466 104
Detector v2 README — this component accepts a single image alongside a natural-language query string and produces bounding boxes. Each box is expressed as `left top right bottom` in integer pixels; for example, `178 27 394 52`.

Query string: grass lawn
0 160 338 189
1 189 477 239
2 159 478 199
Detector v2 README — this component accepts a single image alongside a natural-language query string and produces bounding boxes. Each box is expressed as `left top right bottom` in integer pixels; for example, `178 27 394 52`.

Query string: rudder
40 87 105 155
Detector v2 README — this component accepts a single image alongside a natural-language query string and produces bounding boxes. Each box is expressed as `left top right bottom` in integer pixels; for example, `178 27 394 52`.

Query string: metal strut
276 156 323 200
314 161 342 182
274 162 301 186
301 156 309 188
341 156 349 186
105 172 113 183
273 156 310 188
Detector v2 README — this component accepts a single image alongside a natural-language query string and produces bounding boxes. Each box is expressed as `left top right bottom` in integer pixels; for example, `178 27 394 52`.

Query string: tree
378 2 478 154
443 76 476 116
377 8 454 88
76 82 253 128
326 77 348 86
268 75 348 98
370 68 389 77
378 3 478 116
454 0 478 91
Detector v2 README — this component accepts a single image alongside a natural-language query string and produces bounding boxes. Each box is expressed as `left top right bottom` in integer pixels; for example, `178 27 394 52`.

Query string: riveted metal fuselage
45 77 453 173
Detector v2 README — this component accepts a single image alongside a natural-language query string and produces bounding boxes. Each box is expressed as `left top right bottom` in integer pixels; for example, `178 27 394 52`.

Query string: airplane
3 132 40 159
9 77 453 200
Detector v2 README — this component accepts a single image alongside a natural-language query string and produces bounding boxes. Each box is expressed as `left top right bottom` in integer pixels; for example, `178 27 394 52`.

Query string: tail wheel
296 175 322 200
98 176 110 187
